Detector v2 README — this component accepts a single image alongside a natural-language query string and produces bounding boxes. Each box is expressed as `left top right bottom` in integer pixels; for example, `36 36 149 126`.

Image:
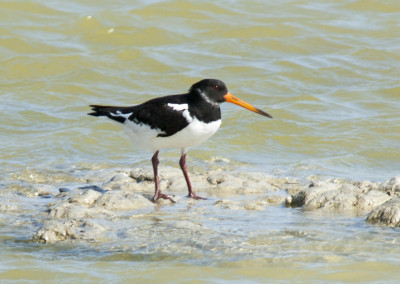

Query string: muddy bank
32 166 294 243
2 166 399 245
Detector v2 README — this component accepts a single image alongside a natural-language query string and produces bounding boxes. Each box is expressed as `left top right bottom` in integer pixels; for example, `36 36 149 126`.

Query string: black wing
88 94 191 137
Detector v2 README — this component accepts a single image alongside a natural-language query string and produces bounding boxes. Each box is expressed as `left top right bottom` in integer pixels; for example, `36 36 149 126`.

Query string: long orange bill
224 92 273 118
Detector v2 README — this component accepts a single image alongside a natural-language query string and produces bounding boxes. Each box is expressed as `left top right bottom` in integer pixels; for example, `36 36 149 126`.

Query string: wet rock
173 220 202 230
47 188 111 219
67 188 103 206
214 199 243 210
130 167 156 182
82 168 123 184
353 180 380 192
100 167 285 197
213 195 283 211
95 166 288 197
102 168 180 193
243 202 266 211
34 219 107 243
29 167 302 244
48 203 112 219
103 172 141 191
34 185 153 243
48 187 153 217
27 164 400 245
94 191 153 210
379 176 400 197
286 180 391 212
207 172 227 185
206 171 280 194
78 185 106 193
0 198 19 211
262 195 287 206
366 198 400 227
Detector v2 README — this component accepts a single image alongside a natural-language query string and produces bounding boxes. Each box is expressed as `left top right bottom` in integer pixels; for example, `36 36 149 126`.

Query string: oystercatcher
88 79 272 202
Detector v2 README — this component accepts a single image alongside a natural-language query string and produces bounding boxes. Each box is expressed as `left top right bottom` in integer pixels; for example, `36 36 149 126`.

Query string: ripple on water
1 0 400 281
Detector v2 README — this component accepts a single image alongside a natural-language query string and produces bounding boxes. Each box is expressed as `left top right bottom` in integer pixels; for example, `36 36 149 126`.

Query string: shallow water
1 0 400 282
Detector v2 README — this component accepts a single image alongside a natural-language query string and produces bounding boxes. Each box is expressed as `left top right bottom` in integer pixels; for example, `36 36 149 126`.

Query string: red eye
212 85 219 90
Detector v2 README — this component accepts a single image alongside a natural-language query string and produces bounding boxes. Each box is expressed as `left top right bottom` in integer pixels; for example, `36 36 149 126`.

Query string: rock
24 164 400 245
379 176 400 197
33 184 153 243
213 195 283 211
129 167 155 182
207 172 227 185
0 198 19 211
353 180 380 192
206 171 281 194
78 185 106 193
102 172 140 191
262 195 286 206
214 199 243 210
48 203 112 219
67 188 103 206
366 198 400 227
94 191 153 210
286 180 391 212
34 219 107 243
173 220 202 230
46 187 153 220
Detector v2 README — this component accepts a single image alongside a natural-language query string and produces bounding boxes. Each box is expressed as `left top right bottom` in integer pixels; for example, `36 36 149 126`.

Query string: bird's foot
187 192 207 200
152 192 176 203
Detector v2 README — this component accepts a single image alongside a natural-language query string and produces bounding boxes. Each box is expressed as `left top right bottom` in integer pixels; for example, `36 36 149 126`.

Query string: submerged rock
366 198 400 227
214 195 285 211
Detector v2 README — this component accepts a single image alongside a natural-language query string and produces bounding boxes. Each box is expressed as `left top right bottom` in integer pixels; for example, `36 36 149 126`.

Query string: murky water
1 0 400 282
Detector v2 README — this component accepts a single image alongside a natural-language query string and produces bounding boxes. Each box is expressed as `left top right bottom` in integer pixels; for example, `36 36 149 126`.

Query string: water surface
1 0 400 282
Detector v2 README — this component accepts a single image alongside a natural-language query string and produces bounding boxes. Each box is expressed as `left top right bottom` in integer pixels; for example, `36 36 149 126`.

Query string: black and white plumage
88 79 272 202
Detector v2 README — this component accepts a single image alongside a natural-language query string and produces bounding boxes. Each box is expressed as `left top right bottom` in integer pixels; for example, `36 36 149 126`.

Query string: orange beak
224 92 272 118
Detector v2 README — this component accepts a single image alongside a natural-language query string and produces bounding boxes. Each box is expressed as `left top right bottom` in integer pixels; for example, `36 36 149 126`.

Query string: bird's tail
88 105 134 123
88 105 115 117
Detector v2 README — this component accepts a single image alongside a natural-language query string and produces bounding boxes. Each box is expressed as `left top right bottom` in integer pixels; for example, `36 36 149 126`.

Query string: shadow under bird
88 79 272 203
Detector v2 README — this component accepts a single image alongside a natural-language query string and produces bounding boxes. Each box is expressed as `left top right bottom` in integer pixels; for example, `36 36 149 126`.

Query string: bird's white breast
153 117 221 151
122 105 221 152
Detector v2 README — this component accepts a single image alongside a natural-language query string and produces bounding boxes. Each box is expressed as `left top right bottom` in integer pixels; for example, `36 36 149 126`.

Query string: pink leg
151 151 175 203
179 153 206 200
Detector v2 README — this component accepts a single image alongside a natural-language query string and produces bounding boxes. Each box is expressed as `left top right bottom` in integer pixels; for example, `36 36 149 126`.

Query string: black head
189 78 273 118
189 79 228 105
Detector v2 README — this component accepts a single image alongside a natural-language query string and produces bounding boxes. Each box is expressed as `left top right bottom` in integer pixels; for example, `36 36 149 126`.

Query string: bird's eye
212 85 219 90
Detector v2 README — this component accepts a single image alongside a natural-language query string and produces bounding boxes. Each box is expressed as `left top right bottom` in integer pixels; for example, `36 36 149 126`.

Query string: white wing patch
110 111 132 119
167 103 192 123
167 103 188 112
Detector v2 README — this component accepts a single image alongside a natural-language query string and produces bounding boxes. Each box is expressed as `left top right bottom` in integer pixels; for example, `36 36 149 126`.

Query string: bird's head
189 79 272 118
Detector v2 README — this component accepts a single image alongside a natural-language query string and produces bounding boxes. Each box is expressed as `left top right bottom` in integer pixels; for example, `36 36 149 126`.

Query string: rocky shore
2 166 399 244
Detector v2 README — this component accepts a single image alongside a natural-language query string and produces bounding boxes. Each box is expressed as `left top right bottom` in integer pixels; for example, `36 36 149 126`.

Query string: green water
1 0 400 282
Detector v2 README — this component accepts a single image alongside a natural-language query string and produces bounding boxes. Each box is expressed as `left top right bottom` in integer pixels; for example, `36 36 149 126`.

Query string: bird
88 79 272 203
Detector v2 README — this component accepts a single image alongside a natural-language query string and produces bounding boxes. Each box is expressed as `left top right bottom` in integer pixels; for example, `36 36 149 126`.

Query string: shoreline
3 165 398 244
